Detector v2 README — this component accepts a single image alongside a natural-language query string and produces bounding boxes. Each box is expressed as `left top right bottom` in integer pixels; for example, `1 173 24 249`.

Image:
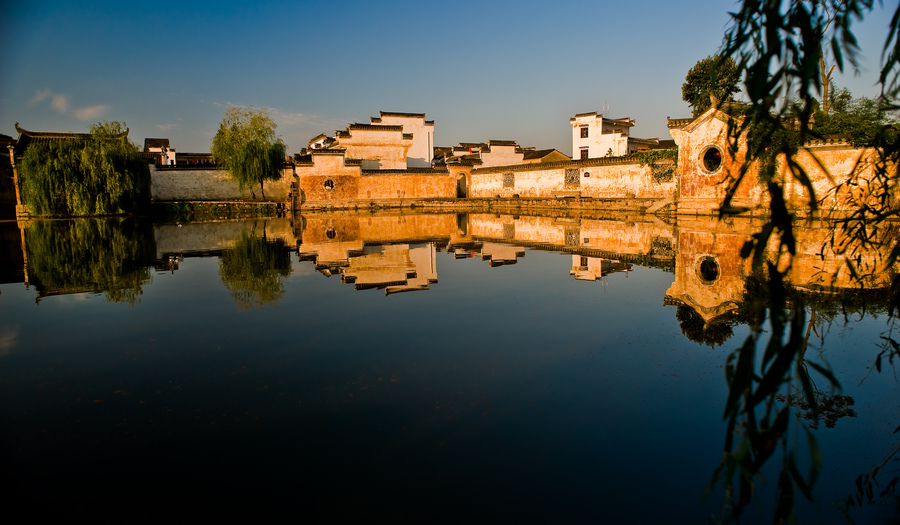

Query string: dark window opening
701 147 723 173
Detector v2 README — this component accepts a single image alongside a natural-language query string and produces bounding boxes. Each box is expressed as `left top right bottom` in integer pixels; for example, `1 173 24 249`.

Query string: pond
0 212 897 523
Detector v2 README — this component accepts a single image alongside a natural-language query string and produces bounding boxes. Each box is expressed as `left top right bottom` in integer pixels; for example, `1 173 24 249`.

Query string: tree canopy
19 121 150 216
812 85 896 146
681 55 742 116
210 107 286 199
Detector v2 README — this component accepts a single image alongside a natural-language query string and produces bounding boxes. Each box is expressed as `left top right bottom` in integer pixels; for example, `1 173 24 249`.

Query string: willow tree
210 107 286 199
710 1 900 522
19 121 150 216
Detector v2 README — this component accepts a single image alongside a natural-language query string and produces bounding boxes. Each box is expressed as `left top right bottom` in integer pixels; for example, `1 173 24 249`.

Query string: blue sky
1 1 894 155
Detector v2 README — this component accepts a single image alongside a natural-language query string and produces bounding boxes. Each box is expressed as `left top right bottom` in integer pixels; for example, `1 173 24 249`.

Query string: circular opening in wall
697 256 720 284
323 179 335 191
325 228 336 240
701 146 723 173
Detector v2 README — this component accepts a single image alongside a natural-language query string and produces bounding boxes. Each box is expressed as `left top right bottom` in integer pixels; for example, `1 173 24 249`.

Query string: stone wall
151 166 292 202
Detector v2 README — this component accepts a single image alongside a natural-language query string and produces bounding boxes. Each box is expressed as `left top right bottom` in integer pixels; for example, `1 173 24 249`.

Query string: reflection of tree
675 306 737 348
24 218 155 305
218 231 292 310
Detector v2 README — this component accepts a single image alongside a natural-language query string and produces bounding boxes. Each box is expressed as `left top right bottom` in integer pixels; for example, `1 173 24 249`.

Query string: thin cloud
156 123 179 132
28 89 69 114
51 94 69 113
74 105 111 121
28 90 52 107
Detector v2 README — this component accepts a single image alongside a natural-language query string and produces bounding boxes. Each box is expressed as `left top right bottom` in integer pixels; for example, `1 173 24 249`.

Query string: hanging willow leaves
18 122 150 216
210 107 287 199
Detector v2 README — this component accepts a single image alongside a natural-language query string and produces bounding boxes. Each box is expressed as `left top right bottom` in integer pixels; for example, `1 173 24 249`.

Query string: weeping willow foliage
210 107 286 199
710 1 900 521
24 218 155 305
218 231 292 310
18 122 150 216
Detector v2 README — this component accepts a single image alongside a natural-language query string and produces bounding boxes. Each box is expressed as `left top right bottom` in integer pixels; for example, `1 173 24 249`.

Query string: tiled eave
472 156 641 174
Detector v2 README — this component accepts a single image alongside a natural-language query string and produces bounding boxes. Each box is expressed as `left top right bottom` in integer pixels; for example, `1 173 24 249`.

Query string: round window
325 227 336 240
323 179 335 191
697 256 720 284
700 146 723 174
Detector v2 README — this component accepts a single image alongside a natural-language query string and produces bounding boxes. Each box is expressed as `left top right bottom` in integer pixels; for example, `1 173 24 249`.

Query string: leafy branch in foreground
710 0 900 522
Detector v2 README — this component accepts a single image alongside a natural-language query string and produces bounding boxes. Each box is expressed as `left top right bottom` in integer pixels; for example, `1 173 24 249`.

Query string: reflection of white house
570 255 632 281
570 112 667 159
144 138 176 165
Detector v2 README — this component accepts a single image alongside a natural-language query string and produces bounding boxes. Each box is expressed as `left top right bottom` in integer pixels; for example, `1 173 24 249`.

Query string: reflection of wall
665 216 897 321
154 218 295 259
469 213 675 259
297 213 456 267
665 219 748 321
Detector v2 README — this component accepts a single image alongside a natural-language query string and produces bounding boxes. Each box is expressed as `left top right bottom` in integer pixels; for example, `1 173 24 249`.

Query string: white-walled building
570 112 634 159
370 112 434 168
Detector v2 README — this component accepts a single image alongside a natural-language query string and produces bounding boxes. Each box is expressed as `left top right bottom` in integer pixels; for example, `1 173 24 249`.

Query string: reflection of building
570 256 632 281
479 242 525 267
341 243 438 294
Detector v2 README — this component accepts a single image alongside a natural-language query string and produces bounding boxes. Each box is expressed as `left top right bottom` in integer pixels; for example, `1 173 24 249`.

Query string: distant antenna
602 100 610 114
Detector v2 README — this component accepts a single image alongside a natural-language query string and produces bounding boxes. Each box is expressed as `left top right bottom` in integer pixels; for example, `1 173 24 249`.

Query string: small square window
580 149 589 160
503 172 514 187
580 127 588 138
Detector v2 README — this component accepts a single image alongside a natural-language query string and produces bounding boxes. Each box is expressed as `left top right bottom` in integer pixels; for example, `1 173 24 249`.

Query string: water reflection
20 218 155 304
0 211 897 521
218 230 292 309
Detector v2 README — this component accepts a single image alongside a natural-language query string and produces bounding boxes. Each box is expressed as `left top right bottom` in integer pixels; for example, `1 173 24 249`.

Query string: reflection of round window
323 179 335 191
697 256 720 284
700 146 723 173
325 228 336 240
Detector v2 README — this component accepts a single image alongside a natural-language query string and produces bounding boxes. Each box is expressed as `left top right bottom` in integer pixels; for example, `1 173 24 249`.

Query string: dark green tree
218 230 292 310
813 86 896 146
19 121 150 216
210 107 287 199
681 55 742 116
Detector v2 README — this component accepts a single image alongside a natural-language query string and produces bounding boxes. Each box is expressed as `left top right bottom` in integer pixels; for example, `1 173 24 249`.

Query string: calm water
1 213 898 522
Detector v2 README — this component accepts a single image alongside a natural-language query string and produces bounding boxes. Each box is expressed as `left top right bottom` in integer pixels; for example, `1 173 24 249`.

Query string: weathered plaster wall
151 166 292 201
357 171 454 200
336 127 411 170
470 160 676 200
480 144 524 167
670 109 893 216
374 114 434 168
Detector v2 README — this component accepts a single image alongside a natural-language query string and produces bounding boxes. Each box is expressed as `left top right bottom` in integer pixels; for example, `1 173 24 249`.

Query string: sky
1 1 895 156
